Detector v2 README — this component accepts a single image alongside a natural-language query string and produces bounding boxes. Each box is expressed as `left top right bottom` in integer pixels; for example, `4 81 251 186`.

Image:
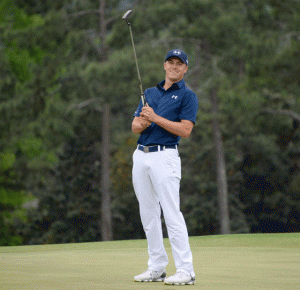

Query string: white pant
132 147 194 276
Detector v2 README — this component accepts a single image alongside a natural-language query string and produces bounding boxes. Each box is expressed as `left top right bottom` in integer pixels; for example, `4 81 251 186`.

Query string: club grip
141 94 146 107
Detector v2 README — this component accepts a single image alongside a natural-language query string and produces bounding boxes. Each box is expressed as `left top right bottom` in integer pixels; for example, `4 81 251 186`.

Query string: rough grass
1 233 299 289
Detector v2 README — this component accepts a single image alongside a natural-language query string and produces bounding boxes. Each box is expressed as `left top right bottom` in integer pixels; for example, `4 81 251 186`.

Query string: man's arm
132 116 151 134
154 117 194 138
140 106 194 138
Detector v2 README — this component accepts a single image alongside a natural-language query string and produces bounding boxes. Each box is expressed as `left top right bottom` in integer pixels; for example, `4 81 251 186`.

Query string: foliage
0 151 24 246
0 0 299 245
21 136 102 244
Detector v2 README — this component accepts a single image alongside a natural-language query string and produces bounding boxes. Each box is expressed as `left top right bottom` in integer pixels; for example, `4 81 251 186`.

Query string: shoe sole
165 278 195 286
134 278 165 282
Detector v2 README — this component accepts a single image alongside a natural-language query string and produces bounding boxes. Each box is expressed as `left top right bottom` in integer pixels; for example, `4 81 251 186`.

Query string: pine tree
22 136 102 244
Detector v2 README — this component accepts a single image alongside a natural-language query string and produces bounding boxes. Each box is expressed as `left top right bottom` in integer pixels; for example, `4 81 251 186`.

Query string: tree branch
262 109 300 122
69 10 115 26
68 98 100 111
70 9 100 18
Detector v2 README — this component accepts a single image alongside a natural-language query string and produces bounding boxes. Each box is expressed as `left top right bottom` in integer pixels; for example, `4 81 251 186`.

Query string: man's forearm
140 106 193 138
153 115 192 138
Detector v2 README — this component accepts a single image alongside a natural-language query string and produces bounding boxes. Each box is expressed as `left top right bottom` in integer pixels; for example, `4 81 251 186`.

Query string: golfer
132 49 198 285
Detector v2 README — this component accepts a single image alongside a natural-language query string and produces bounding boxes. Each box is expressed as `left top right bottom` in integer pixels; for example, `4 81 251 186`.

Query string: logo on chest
171 95 178 100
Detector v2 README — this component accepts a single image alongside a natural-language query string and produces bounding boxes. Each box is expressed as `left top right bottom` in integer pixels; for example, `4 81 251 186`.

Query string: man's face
164 57 188 83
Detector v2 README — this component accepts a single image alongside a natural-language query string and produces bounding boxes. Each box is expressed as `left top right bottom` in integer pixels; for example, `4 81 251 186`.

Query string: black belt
138 144 177 153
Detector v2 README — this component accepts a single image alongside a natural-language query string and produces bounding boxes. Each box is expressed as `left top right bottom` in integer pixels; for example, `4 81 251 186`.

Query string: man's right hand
132 116 151 134
139 116 151 127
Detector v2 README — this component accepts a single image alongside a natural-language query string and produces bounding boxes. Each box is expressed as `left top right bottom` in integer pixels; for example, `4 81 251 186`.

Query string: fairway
1 233 299 289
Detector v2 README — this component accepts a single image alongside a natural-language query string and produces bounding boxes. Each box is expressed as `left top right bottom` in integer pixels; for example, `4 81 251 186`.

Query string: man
132 49 198 286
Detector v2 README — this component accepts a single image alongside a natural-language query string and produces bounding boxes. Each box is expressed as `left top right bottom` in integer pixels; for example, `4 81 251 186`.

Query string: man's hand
133 105 194 138
139 105 194 138
140 106 158 123
132 116 151 134
139 116 151 127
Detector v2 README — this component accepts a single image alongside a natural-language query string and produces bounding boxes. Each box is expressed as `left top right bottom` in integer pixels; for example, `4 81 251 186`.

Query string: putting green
1 233 299 289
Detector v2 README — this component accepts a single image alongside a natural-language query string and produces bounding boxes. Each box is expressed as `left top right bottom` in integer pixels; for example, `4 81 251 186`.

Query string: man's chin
169 77 180 83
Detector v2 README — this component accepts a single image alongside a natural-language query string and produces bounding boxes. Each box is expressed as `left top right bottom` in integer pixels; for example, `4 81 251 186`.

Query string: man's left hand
140 106 157 123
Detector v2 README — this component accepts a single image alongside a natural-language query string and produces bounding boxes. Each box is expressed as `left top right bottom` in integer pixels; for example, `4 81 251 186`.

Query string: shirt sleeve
133 99 143 117
179 90 199 124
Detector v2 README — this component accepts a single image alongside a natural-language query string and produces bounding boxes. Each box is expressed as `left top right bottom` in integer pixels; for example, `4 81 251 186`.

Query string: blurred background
0 0 299 246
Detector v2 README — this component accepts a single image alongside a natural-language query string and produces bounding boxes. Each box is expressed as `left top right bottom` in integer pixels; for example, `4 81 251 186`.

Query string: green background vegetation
0 0 300 245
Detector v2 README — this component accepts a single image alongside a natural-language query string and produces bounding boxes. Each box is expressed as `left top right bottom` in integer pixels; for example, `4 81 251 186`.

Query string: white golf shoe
164 271 195 285
134 269 166 282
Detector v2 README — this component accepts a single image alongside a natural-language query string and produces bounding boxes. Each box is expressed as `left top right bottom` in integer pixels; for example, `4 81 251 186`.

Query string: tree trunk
101 103 113 241
211 88 230 235
99 0 107 61
97 0 112 241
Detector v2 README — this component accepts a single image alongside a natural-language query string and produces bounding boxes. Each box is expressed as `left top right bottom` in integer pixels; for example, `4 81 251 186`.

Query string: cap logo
173 50 181 55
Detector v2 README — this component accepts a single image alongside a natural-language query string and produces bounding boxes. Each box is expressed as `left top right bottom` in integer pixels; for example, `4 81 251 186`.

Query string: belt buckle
144 146 149 153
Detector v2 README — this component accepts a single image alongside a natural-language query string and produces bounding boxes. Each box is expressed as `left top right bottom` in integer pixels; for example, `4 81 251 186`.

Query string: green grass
1 233 299 289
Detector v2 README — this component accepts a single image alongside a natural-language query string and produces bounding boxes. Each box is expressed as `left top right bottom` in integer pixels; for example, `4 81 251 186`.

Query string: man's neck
163 79 178 90
163 80 173 91
163 78 183 91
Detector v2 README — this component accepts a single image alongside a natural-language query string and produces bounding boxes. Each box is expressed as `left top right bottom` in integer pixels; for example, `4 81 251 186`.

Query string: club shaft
128 24 146 106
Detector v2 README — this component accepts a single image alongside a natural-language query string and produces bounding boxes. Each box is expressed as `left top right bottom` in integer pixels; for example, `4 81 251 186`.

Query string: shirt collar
157 79 185 91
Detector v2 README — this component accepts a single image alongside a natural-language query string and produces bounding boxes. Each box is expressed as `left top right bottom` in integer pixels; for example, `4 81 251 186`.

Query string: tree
2 0 300 244
211 87 230 234
22 135 102 244
0 152 25 246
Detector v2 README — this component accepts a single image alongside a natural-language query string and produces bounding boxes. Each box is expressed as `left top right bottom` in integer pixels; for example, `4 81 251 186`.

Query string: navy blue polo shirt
133 79 198 146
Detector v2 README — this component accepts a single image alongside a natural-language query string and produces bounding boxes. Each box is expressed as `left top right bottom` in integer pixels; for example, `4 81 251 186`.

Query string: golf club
122 10 146 106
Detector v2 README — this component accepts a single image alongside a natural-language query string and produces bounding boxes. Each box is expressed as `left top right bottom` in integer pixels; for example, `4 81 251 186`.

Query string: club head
122 10 132 21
